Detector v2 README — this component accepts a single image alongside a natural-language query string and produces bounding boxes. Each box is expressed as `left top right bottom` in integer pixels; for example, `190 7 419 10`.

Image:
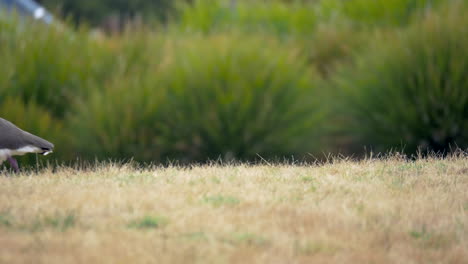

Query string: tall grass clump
66 32 167 162
71 34 324 163
335 3 468 154
0 17 113 118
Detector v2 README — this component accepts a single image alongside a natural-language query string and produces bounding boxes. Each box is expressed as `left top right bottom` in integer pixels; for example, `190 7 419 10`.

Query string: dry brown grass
0 155 467 264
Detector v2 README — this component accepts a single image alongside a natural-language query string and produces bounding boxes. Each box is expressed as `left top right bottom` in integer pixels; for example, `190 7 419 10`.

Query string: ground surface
0 156 467 264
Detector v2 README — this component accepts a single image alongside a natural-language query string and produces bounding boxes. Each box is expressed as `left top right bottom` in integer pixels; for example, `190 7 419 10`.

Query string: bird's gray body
0 117 54 171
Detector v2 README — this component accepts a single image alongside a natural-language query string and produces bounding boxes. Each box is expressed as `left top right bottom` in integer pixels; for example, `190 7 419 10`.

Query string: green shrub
71 34 324 163
335 3 468 154
0 18 113 118
68 72 165 162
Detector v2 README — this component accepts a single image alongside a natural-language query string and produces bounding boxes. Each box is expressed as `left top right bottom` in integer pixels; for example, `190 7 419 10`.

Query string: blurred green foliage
0 18 114 118
336 3 468 154
70 35 323 162
0 0 466 168
317 0 444 26
175 0 445 35
175 0 318 35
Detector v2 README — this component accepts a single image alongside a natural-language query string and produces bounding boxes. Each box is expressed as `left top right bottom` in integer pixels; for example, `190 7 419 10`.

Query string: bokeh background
1 0 467 166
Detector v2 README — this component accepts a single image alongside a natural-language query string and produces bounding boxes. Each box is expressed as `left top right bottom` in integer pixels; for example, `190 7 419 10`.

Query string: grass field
0 155 467 263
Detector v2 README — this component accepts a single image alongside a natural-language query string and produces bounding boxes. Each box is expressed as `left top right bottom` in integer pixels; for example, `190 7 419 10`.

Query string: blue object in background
0 0 53 24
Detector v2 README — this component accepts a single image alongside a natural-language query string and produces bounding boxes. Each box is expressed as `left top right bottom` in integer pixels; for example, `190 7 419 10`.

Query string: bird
0 117 54 172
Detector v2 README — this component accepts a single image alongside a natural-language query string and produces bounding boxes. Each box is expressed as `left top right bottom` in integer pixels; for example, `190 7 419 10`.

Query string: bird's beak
43 151 53 156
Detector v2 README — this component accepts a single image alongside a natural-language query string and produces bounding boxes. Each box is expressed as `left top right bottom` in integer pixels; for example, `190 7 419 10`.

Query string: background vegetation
37 0 177 26
0 0 467 166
